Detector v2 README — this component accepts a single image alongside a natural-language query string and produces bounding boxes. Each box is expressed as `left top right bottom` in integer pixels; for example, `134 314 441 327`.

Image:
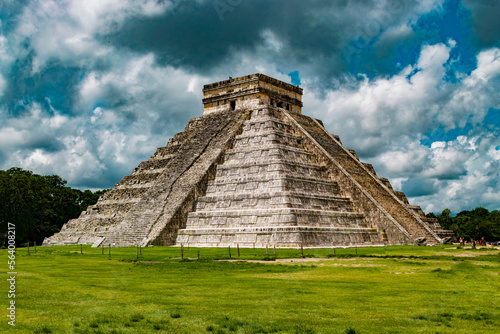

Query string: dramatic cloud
462 0 500 48
0 0 498 213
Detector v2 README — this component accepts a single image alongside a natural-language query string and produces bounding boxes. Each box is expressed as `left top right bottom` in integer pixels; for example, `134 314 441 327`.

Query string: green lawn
2 245 499 333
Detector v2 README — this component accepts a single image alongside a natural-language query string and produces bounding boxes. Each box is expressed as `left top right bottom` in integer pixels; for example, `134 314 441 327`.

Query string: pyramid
44 74 455 248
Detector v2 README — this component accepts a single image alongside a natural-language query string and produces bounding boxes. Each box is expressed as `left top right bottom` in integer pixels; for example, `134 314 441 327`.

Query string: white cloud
10 0 173 73
0 127 25 148
474 48 500 81
487 146 500 160
431 141 446 149
261 30 283 52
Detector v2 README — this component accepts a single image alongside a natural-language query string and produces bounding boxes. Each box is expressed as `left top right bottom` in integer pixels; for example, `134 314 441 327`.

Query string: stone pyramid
44 74 455 248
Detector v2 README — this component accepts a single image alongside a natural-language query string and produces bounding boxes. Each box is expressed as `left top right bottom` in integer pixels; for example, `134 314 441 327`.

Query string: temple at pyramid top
202 73 303 115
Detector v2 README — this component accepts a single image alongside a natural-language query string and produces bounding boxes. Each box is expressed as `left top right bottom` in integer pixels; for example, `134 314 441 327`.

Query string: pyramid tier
186 208 366 229
195 191 354 212
205 174 340 196
82 201 138 215
62 215 119 231
242 116 293 134
233 130 304 149
101 187 152 201
215 159 327 179
224 144 316 165
120 171 163 186
136 157 173 170
176 226 381 248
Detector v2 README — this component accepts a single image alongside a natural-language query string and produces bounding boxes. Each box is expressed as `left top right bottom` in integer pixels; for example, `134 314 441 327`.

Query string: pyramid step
233 130 303 149
206 174 340 195
215 159 327 179
137 157 172 170
250 107 283 119
226 144 312 155
196 191 353 212
186 208 366 229
224 144 315 164
120 172 163 186
242 117 292 133
91 203 137 216
101 187 150 201
115 183 156 190
177 226 380 248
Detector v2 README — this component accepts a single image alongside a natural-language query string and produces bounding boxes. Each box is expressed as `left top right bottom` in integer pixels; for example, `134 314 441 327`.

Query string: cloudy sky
0 0 499 214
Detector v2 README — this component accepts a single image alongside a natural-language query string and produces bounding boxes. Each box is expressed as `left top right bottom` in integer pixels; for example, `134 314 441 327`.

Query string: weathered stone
44 73 455 247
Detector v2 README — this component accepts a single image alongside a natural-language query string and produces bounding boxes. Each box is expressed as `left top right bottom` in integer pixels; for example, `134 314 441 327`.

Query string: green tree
434 207 500 242
0 168 109 246
437 208 452 230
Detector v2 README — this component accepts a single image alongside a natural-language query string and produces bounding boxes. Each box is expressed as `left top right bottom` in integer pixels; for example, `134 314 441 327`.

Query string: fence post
181 244 184 260
266 245 268 257
301 244 304 258
34 241 37 253
108 244 111 257
273 245 276 257
81 244 83 254
237 244 240 257
136 245 139 260
229 245 231 258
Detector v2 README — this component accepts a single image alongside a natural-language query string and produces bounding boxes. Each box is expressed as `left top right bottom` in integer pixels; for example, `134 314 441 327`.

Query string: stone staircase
176 107 381 247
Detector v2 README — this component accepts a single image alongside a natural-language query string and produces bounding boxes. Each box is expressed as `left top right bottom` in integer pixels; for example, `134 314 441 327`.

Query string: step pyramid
176 107 380 247
43 74 455 248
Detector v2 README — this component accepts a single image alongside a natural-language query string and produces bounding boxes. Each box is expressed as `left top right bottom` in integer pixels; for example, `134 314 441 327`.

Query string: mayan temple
44 74 455 248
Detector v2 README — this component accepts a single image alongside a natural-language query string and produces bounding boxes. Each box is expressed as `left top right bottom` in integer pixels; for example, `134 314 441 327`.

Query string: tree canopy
428 207 500 242
0 168 108 245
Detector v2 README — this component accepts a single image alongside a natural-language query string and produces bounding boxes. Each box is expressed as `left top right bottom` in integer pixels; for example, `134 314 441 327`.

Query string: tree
0 168 109 246
437 208 452 230
434 207 500 241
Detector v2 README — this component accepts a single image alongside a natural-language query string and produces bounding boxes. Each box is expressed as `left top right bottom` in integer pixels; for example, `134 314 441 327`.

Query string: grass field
1 245 499 333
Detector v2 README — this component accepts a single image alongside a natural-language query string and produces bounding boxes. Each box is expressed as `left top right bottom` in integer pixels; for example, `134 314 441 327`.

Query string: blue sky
0 0 499 213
